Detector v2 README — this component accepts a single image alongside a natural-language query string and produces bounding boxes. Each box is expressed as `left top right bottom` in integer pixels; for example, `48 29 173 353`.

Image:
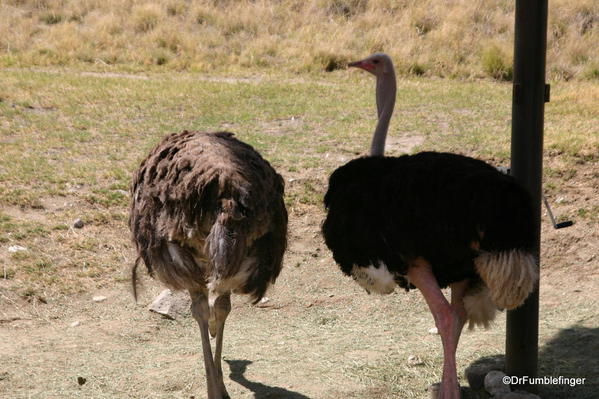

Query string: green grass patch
481 44 513 81
0 212 49 242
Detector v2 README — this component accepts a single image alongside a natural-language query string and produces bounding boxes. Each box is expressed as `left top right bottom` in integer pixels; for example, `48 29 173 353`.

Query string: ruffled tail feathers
463 285 497 330
475 250 538 309
464 250 538 329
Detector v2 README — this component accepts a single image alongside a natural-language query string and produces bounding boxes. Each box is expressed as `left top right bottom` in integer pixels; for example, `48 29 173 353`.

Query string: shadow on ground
225 359 312 399
537 325 599 399
466 325 599 399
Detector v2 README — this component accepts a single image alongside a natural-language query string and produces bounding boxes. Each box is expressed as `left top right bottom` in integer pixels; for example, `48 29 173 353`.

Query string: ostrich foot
435 379 461 399
429 383 465 399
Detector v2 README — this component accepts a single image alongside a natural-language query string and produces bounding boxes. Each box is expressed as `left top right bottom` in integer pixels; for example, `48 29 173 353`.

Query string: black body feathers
322 151 535 289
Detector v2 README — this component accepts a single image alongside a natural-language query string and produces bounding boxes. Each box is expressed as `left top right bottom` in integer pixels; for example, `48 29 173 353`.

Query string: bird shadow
225 359 313 399
465 325 599 399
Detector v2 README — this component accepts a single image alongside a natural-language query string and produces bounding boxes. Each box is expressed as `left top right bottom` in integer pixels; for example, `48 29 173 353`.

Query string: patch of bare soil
80 71 150 80
385 135 425 155
4 68 150 81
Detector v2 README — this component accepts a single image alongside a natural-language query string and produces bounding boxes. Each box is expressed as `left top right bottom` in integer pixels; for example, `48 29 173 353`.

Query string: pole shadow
537 325 599 399
465 325 599 398
224 359 313 399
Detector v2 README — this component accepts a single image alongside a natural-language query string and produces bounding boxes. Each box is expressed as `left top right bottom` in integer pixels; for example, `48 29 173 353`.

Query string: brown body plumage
129 130 287 399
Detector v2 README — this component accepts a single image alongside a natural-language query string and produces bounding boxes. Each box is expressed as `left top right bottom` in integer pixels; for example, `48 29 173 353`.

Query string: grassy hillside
1 0 598 80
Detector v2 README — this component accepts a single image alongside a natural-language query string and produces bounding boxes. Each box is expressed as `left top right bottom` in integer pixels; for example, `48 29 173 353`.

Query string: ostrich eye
373 59 380 64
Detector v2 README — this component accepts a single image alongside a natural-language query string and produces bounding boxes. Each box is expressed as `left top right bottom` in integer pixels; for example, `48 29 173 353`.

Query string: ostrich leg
449 280 468 342
190 289 223 399
407 259 466 399
212 293 232 399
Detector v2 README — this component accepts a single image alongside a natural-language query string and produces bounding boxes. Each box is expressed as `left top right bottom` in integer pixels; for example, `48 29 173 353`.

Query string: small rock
92 295 107 303
8 245 27 253
73 218 84 229
484 370 510 396
428 327 439 334
77 376 87 386
148 289 191 319
70 321 81 327
407 355 424 366
260 297 270 304
465 356 505 391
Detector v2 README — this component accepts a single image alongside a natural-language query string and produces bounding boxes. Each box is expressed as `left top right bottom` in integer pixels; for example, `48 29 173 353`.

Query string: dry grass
1 0 598 79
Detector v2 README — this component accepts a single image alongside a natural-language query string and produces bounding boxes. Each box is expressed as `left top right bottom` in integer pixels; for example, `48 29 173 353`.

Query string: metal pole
507 0 548 388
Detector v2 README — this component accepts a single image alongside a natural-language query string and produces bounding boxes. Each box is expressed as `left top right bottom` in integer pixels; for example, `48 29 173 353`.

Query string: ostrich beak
348 59 374 71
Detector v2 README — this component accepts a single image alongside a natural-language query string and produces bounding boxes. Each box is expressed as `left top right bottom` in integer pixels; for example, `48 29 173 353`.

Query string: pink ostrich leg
408 259 468 399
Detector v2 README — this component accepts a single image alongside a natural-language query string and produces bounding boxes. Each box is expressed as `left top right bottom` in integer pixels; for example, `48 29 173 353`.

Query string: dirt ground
1 138 598 399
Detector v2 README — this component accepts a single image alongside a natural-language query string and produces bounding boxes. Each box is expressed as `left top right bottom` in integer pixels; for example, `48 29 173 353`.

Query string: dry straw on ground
1 0 598 79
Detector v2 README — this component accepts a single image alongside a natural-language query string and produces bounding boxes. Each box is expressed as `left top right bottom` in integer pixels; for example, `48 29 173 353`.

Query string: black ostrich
322 53 538 399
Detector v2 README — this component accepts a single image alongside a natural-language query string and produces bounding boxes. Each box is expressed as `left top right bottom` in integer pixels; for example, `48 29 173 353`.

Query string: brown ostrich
129 130 287 399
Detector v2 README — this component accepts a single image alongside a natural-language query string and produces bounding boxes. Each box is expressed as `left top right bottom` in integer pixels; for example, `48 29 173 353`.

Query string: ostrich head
348 52 394 77
348 52 397 156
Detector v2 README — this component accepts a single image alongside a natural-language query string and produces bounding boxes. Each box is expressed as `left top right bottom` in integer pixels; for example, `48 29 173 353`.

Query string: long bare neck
370 70 396 156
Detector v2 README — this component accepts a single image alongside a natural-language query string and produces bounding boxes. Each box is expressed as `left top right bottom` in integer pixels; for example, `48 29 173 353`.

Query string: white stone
428 327 439 334
148 289 191 320
8 245 27 253
92 295 107 302
70 321 81 327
